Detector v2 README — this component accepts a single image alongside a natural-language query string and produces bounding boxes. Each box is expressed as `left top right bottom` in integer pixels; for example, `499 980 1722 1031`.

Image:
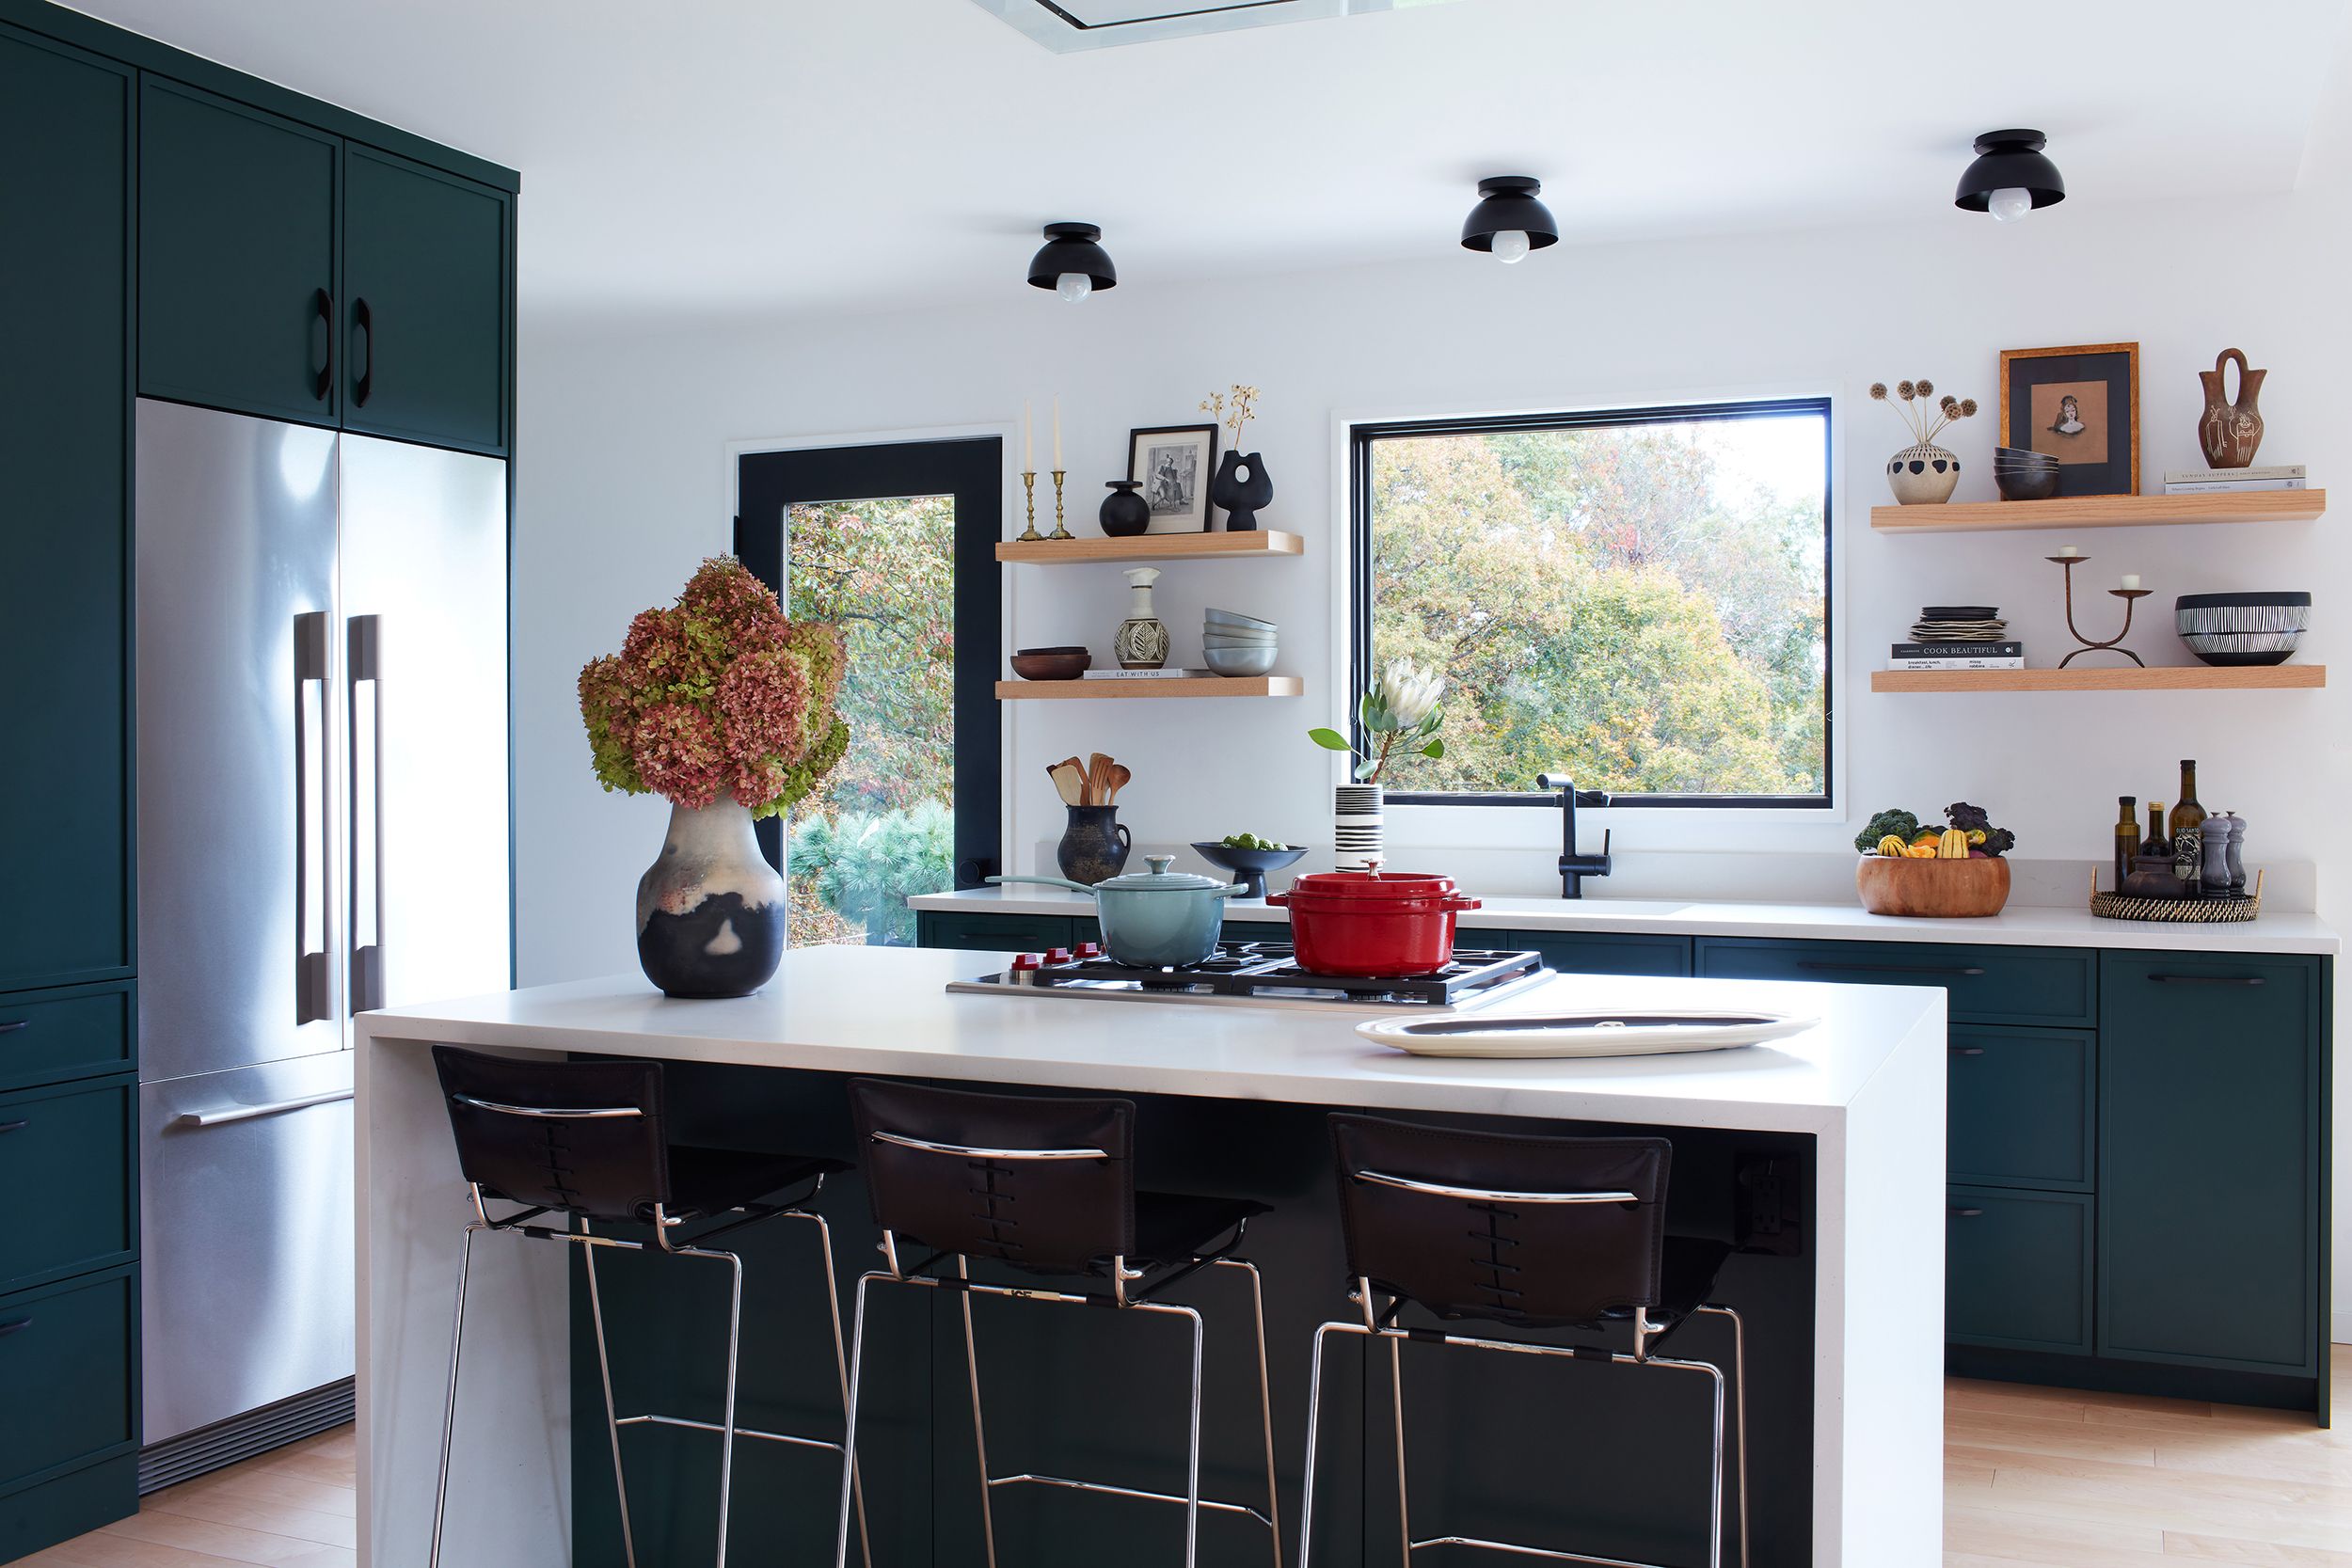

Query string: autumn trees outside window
1351 399 1832 807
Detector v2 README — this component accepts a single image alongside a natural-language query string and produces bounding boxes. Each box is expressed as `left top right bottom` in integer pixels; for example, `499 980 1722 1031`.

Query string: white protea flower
1376 658 1445 731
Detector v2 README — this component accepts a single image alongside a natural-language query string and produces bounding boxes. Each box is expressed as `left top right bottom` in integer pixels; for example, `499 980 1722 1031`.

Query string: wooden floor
27 1354 2352 1566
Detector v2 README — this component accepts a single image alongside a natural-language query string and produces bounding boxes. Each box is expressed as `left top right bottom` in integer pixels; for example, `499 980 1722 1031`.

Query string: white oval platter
1356 1009 1820 1060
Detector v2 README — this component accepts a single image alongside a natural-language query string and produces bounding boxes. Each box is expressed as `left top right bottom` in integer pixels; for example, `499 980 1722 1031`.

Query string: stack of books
1894 605 2022 671
2163 465 2306 494
1081 667 1215 680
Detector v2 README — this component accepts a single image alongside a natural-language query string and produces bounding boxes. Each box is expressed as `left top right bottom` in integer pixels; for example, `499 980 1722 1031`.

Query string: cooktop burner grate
997 942 1549 1006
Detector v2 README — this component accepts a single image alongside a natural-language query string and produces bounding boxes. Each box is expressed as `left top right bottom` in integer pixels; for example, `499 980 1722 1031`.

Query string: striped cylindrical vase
1332 784 1385 871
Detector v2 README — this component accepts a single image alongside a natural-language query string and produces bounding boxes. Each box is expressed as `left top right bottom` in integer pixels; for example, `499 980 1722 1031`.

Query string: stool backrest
1329 1114 1671 1328
433 1046 671 1224
847 1078 1135 1274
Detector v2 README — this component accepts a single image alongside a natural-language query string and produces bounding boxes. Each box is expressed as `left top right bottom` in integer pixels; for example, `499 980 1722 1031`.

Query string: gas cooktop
945 941 1555 1011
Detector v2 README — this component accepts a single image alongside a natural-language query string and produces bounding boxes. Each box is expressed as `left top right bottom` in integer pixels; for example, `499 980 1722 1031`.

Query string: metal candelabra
2048 554 2151 667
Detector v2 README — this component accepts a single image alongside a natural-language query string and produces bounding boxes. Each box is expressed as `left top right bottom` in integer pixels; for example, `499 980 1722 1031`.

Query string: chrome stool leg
580 1219 641 1568
1295 1321 1340 1568
426 1222 478 1568
834 1271 879 1568
1215 1258 1284 1568
795 1210 872 1568
1694 1306 1748 1568
703 1245 746 1568
957 1256 1002 1568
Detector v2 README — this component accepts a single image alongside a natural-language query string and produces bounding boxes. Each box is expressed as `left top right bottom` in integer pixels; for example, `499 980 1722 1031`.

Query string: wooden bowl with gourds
1854 814 2012 918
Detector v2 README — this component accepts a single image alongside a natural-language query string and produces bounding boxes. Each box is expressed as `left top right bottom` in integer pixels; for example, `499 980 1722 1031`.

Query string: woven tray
2088 867 2263 922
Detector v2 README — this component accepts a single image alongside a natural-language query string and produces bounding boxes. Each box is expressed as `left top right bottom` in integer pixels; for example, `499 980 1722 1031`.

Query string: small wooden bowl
1855 855 2011 917
1009 650 1090 681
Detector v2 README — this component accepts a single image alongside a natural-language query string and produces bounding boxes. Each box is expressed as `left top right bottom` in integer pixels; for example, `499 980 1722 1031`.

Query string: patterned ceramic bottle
1114 566 1170 669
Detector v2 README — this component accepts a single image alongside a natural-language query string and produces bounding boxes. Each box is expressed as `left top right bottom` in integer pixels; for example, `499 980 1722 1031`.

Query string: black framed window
1349 399 1832 808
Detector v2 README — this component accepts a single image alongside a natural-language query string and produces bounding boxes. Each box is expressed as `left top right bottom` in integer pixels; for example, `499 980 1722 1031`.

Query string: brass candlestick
1017 471 1042 541
2047 555 2151 667
1049 469 1073 540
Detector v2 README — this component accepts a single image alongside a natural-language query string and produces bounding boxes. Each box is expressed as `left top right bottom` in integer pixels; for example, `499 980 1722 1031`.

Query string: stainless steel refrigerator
134 398 510 1469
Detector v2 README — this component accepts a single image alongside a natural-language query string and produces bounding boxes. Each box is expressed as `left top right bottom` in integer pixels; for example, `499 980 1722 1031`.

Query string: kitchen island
357 944 1946 1567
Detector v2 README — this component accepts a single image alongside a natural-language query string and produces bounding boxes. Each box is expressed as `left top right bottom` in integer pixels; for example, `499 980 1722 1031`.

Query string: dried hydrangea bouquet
580 556 850 996
1872 376 1978 504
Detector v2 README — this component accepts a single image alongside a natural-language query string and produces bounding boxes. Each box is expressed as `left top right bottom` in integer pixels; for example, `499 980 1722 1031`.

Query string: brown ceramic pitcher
2197 347 2266 468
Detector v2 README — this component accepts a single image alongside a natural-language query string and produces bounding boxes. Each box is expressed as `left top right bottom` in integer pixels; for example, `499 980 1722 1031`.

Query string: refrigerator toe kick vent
137 1375 355 1494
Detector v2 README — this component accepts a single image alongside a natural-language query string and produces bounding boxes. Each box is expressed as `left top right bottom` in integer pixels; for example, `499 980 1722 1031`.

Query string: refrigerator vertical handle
347 614 386 1015
294 613 331 1023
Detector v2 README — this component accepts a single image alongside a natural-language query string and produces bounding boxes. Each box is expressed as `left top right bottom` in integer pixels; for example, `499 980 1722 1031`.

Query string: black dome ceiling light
1460 175 1560 263
1954 130 2066 223
1027 222 1117 302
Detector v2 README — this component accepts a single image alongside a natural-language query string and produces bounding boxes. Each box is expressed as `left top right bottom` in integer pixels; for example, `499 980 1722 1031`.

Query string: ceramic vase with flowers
1202 383 1269 531
580 557 850 998
1871 377 1978 504
1309 658 1448 870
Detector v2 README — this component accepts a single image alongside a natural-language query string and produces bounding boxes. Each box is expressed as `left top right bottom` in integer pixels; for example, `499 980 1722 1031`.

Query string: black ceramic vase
1210 451 1273 532
635 793 786 998
1100 480 1150 537
1057 805 1132 885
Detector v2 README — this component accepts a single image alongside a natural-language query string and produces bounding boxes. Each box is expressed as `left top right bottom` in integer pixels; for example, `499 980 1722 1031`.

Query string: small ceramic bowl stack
1202 608 1278 677
1994 446 2059 501
2175 591 2312 667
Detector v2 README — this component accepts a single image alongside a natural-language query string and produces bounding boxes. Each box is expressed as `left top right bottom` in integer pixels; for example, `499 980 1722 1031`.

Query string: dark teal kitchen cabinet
2098 953 2324 1376
0 24 133 997
1495 928 1691 976
1946 1026 2095 1192
0 984 135 1095
0 1266 137 1554
919 911 1082 953
1695 937 2094 1028
138 79 341 426
0 1076 136 1294
1946 1185 2093 1354
342 146 511 453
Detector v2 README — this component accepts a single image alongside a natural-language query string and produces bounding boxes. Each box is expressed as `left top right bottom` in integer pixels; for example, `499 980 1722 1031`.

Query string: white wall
516 185 2352 1326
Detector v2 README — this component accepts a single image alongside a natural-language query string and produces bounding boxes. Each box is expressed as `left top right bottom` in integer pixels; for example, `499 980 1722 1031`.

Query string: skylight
969 0 1454 53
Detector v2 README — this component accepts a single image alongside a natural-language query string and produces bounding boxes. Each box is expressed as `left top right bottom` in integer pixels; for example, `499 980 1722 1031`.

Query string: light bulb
1056 271 1093 303
1987 186 2034 224
1490 229 1532 264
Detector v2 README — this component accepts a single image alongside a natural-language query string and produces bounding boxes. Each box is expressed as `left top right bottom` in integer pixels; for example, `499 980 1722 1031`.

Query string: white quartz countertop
908 884 2340 955
357 945 1946 1135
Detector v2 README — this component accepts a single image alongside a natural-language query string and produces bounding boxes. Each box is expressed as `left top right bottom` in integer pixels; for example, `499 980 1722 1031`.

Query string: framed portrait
1127 424 1218 533
1999 342 2140 497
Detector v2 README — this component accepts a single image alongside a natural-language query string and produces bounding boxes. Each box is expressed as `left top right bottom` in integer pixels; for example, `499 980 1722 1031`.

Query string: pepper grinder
2200 815 2232 893
2221 812 2248 892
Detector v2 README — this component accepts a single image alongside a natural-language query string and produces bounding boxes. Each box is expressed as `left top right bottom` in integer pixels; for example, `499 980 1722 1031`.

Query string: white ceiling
63 0 2352 323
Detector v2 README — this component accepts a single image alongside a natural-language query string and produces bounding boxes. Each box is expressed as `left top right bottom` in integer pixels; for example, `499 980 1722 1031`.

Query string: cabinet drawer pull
0 1019 26 1036
0 1317 29 1338
1798 961 1987 977
1949 1046 1985 1056
0 1120 25 1135
2146 974 2266 986
1948 1206 1985 1218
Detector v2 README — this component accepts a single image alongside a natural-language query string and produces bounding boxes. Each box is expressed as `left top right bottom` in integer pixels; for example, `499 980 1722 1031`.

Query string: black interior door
736 438 1003 911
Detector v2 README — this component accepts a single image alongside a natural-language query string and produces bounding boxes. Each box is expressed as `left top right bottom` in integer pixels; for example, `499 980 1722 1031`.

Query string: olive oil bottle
2140 802 2171 860
2169 760 2206 842
2114 796 2139 889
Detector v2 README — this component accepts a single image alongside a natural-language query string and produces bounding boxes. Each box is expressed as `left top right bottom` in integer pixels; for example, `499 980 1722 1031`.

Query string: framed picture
1127 424 1218 532
1999 342 2140 497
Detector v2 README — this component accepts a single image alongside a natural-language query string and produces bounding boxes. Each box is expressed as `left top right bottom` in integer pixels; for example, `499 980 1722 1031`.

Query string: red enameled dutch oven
1266 871 1482 977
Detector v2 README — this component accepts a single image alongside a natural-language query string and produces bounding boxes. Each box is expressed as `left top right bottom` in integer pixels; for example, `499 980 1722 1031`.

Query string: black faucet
1536 772 1613 898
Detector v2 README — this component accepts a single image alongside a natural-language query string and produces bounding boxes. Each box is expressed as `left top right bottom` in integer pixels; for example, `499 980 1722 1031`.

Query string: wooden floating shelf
1872 665 2326 693
1869 488 2325 534
995 531 1303 564
996 675 1303 700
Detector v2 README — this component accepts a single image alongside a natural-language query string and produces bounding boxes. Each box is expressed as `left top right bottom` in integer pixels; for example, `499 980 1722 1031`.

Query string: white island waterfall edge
355 943 1947 1566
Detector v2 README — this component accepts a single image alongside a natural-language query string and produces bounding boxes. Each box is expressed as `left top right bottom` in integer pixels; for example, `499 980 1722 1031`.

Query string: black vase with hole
1100 480 1150 537
1210 451 1273 532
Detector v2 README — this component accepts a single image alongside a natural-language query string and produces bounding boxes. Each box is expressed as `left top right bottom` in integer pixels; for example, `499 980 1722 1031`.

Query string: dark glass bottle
2113 796 2138 890
2140 802 2170 859
2169 760 2206 843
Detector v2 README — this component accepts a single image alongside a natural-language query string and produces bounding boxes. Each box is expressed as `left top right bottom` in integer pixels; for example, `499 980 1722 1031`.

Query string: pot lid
1098 854 1231 892
1284 870 1462 900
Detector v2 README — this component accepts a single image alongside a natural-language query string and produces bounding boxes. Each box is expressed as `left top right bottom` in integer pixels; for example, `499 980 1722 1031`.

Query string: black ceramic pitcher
1057 805 1132 885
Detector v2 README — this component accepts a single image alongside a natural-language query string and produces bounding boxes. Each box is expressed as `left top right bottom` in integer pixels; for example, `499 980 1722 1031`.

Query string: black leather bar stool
427 1046 869 1568
832 1077 1282 1568
1299 1114 1748 1568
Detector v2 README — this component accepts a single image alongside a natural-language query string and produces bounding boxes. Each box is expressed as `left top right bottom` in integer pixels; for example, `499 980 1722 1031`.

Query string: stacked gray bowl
1994 445 2059 501
1203 608 1278 676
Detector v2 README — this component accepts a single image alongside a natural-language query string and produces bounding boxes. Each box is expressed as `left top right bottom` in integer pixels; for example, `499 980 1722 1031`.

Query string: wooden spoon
1106 763 1131 804
1087 752 1113 807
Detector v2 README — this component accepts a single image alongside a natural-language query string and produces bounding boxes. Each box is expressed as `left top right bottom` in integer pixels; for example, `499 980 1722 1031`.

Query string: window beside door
1350 399 1832 808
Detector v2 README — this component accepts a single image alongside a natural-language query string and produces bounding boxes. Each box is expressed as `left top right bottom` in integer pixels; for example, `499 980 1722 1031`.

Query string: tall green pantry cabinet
0 2 517 1557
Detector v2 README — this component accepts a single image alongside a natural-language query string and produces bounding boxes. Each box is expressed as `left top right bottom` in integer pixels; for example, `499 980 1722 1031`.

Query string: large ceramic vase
1885 442 1960 504
1332 783 1385 872
635 792 786 998
2197 347 2266 468
1210 451 1274 531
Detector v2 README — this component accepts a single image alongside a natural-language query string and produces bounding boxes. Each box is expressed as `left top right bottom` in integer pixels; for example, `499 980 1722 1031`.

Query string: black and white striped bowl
2175 592 2311 666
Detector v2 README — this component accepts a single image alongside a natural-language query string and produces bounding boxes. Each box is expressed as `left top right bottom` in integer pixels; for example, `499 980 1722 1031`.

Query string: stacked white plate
1204 608 1278 677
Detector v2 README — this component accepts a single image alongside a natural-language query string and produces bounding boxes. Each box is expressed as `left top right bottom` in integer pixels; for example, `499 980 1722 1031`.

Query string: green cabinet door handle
0 1019 25 1035
2146 974 2266 986
0 1317 29 1337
